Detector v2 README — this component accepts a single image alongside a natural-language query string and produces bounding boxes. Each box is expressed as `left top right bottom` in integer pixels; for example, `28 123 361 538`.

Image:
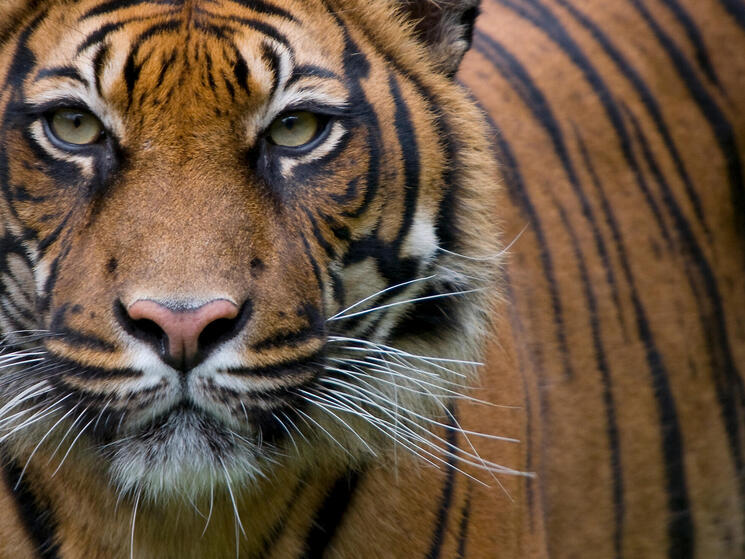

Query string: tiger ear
398 0 481 76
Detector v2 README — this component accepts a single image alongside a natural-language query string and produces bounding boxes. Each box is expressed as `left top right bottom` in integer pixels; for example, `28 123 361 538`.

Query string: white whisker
328 274 437 320
130 489 141 559
219 456 246 538
328 288 483 322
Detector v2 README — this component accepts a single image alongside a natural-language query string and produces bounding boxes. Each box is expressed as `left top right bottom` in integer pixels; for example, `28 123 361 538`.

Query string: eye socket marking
44 108 104 148
267 111 331 150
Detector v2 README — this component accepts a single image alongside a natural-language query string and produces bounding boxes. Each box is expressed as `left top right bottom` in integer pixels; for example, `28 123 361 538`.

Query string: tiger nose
123 299 241 370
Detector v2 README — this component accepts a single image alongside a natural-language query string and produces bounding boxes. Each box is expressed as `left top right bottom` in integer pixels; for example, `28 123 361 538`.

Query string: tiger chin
0 0 501 522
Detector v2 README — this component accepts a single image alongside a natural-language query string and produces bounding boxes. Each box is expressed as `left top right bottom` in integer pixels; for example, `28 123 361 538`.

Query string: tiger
0 0 743 557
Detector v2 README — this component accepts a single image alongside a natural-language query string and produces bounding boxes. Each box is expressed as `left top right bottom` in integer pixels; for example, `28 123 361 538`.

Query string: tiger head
0 0 500 498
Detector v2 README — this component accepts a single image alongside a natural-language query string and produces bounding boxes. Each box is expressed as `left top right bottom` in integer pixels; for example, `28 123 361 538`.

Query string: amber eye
47 108 103 146
267 111 321 148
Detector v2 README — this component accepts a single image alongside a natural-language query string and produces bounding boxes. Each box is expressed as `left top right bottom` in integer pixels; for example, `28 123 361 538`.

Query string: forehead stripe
34 66 89 87
227 0 297 22
82 0 179 20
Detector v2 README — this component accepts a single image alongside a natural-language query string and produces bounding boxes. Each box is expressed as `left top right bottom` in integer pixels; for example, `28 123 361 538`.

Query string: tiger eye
268 111 319 148
49 108 103 146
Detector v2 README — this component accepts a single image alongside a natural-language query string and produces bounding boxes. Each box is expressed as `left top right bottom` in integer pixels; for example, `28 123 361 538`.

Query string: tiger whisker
320 384 524 479
0 396 50 428
328 274 437 320
47 405 87 465
310 375 508 477
329 335 482 367
321 376 519 444
0 381 50 418
130 489 141 559
434 223 528 262
325 363 473 405
303 389 496 486
15 403 79 490
201 477 215 537
297 388 377 456
51 414 97 477
272 411 299 456
328 356 481 397
327 361 507 411
0 394 73 445
93 399 113 432
218 456 246 538
294 407 354 458
336 345 470 379
327 288 484 322
280 410 308 444
298 390 445 474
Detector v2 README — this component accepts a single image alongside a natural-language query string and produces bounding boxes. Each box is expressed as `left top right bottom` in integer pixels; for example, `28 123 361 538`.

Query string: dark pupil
69 113 83 128
282 115 299 130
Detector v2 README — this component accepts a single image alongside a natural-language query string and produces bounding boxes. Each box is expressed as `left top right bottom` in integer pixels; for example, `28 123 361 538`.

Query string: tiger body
0 0 743 558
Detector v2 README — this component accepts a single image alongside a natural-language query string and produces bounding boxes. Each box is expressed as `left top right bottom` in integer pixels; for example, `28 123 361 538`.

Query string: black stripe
306 211 336 259
658 0 721 87
81 0 179 19
580 121 695 559
261 41 282 97
49 303 118 352
226 0 298 22
92 44 110 96
493 0 676 250
491 2 698 555
551 185 624 559
718 0 745 31
250 304 325 351
320 8 379 222
387 71 421 255
426 405 459 559
471 35 575 380
555 0 709 237
286 64 339 88
255 481 305 556
224 16 291 49
231 47 251 94
75 21 126 53
52 328 117 352
193 20 232 40
300 232 324 293
38 242 72 314
330 177 360 205
0 11 48 231
493 141 544 534
624 105 745 543
302 470 360 558
37 209 74 252
123 20 180 105
222 353 323 378
1 448 61 559
629 0 745 236
46 358 141 381
34 66 88 86
455 487 472 559
475 29 629 330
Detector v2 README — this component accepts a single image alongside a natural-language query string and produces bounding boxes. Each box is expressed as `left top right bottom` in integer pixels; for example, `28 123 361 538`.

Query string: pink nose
127 299 239 366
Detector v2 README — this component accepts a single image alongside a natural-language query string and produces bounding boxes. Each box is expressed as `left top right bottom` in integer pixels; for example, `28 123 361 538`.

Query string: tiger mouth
123 395 305 449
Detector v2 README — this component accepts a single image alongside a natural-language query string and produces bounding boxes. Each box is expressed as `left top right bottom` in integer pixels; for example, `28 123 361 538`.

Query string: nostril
115 301 169 355
198 317 237 351
197 300 253 354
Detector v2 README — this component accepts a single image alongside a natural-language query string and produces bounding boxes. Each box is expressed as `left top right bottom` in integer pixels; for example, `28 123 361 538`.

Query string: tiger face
0 0 498 498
